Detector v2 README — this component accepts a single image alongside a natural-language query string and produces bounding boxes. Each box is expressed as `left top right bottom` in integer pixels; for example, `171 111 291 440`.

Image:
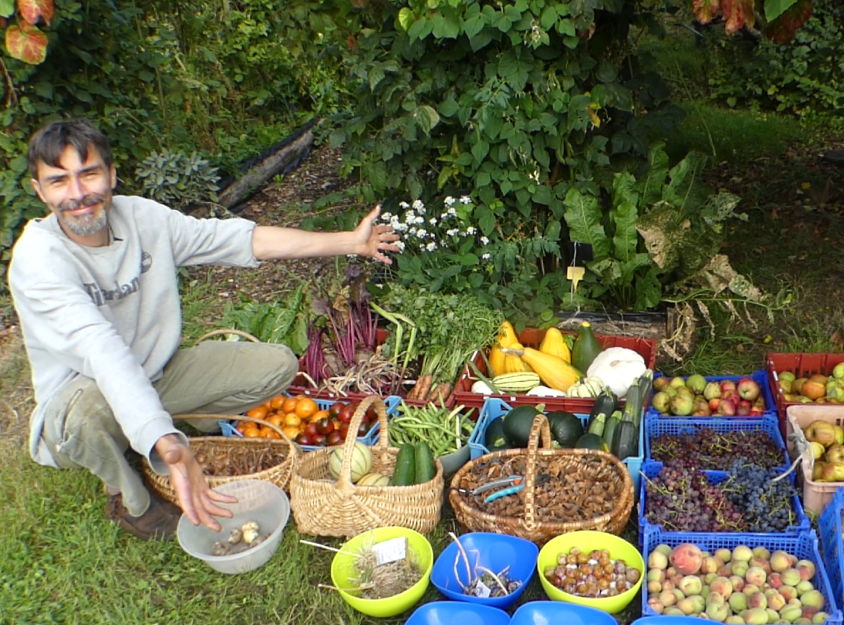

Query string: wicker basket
449 413 634 545
289 396 444 538
142 413 299 505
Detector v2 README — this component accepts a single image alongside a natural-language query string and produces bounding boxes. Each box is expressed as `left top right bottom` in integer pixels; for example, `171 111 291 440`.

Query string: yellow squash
539 327 571 363
504 341 533 374
512 346 580 391
488 341 507 377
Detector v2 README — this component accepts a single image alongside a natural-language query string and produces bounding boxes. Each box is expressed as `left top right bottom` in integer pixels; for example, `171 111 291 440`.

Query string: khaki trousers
40 340 297 516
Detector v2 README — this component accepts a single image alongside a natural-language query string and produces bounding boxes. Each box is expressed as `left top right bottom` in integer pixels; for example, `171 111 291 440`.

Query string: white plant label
374 536 407 566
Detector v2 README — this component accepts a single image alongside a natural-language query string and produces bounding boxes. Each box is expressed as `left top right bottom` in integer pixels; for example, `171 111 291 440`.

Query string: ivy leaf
5 22 47 64
692 0 721 24
18 0 53 25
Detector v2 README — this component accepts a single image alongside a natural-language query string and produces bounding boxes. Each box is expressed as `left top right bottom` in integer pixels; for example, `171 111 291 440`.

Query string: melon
355 472 390 487
328 442 372 482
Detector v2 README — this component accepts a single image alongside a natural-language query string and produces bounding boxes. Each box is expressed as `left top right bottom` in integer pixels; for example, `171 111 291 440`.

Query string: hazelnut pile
543 547 641 598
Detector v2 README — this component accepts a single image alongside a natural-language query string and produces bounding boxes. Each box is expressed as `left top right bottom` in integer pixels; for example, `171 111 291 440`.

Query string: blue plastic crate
644 413 789 470
641 528 843 624
468 398 645 492
638 460 809 544
647 370 776 419
219 396 401 452
819 486 844 610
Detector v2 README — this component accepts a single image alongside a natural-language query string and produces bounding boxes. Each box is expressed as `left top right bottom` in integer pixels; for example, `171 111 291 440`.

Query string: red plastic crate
452 327 657 411
766 352 844 437
286 328 455 408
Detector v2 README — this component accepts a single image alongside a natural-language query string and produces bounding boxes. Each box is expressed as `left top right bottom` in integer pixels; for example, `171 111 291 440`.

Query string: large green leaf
610 171 639 262
764 0 799 21
563 187 610 261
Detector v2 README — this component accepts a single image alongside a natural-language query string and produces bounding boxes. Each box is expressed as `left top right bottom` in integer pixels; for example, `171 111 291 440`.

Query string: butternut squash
503 341 533 374
539 327 571 363
503 346 580 391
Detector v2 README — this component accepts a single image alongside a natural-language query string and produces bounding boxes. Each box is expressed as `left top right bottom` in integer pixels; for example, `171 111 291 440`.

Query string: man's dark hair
27 119 113 178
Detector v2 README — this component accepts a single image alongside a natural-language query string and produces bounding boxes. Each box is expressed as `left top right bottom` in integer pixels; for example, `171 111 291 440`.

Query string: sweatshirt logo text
83 277 140 306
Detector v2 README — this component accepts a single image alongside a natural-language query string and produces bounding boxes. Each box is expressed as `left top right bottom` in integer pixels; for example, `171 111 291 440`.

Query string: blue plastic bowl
510 601 618 625
430 532 538 609
404 601 510 625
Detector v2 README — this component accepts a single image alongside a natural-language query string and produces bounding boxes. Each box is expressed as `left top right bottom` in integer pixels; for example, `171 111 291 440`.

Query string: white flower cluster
381 195 487 257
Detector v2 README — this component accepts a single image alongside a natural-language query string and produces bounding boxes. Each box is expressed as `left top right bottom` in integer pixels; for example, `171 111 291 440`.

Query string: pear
824 443 844 464
809 441 826 460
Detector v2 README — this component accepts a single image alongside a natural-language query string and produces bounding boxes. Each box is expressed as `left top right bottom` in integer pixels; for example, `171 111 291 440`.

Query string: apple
737 377 761 401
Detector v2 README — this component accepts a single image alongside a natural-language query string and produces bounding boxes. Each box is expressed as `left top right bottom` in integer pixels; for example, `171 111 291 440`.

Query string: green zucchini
414 441 436 484
612 419 639 460
590 391 617 421
390 443 416 486
602 410 622 448
587 411 606 437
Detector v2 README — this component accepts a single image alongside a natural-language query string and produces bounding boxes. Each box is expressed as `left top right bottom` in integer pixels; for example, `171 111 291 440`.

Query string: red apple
738 377 761 401
736 400 752 416
721 380 737 393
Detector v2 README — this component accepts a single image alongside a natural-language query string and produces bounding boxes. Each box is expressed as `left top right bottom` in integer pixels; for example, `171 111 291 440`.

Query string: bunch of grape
722 460 798 533
644 460 744 532
650 428 784 469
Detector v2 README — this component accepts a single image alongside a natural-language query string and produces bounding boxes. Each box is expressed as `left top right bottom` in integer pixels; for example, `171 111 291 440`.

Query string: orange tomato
295 397 319 419
269 395 287 410
241 425 261 438
263 428 282 439
284 413 302 427
310 409 330 423
282 425 300 440
282 396 299 414
267 413 285 428
246 405 269 421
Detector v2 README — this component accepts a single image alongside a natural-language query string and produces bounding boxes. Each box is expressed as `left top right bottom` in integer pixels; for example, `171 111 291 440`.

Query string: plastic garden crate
467 397 645 492
785 404 844 518
644 413 790 470
645 370 776 419
641 528 843 624
220 395 401 452
637 460 809 544
452 327 657 410
767 352 844 437
819 486 844 611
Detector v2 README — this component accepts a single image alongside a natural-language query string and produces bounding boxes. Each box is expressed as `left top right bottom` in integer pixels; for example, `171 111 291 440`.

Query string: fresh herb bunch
219 283 310 354
375 284 503 386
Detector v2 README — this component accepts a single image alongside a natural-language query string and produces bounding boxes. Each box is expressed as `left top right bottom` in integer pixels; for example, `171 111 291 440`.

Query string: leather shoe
105 492 180 540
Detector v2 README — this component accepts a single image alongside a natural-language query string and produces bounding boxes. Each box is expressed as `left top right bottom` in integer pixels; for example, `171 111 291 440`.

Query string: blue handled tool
453 475 524 501
483 482 524 503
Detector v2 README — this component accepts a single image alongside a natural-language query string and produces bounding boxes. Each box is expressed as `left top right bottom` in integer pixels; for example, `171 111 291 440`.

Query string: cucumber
390 443 416 486
414 441 436 484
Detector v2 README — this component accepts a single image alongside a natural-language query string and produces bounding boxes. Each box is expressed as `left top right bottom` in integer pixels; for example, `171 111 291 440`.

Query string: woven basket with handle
142 413 299 504
448 413 633 545
289 395 443 538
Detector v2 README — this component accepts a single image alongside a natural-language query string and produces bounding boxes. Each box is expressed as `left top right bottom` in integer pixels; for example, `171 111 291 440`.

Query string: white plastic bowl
176 479 290 574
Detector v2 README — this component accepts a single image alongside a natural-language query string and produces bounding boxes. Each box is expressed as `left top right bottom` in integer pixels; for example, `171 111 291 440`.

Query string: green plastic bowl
537 530 644 614
330 526 433 618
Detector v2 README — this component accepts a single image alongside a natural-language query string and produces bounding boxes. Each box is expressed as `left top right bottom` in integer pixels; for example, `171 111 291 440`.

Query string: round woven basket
142 413 299 504
289 396 444 538
448 413 633 545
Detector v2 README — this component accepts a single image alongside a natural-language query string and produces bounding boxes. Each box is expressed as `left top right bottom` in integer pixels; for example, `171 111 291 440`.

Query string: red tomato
296 432 314 446
304 422 320 437
326 430 343 446
338 403 355 424
316 417 335 435
329 402 344 418
357 421 370 437
311 433 327 446
338 421 350 438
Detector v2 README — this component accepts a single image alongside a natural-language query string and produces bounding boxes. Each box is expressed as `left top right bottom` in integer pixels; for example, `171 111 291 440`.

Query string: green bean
387 401 474 456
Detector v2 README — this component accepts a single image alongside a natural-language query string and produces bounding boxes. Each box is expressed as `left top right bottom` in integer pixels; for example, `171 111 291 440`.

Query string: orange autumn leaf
692 0 721 24
6 22 47 64
18 0 54 25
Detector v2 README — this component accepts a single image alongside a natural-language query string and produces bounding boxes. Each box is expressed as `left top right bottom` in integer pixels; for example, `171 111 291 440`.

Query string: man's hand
354 204 401 265
154 434 237 531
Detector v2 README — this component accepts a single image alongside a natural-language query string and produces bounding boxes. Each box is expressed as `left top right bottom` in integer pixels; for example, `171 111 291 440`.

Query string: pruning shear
454 475 524 504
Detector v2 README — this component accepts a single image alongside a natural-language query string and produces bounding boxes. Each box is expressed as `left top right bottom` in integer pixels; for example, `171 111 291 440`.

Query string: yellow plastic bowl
537 530 644 614
330 526 433 618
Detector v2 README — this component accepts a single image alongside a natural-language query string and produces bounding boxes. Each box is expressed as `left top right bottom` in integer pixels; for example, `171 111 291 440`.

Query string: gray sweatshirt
8 195 258 472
